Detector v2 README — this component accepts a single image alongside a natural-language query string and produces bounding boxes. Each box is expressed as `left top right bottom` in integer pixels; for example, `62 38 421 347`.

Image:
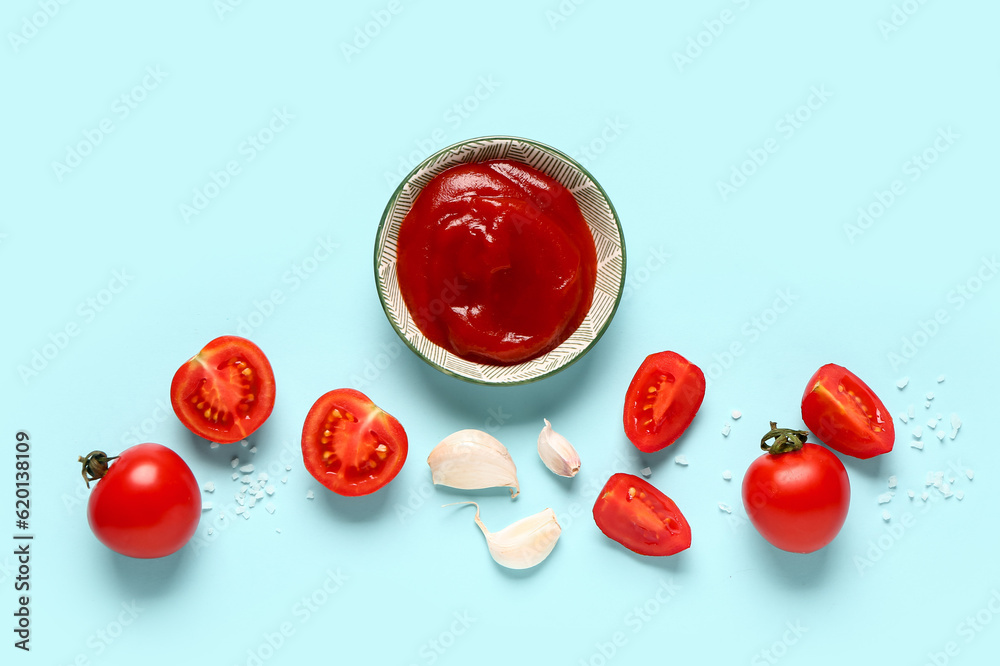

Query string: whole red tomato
81 444 201 558
741 423 850 553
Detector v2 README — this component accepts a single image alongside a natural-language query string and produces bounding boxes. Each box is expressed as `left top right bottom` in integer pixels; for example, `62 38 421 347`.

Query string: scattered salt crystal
640 467 652 477
239 486 247 495
910 441 924 450
249 446 257 454
927 419 938 429
920 492 929 501
936 413 943 420
912 426 923 439
907 490 915 499
306 490 315 499
881 510 891 521
218 511 225 519
249 482 260 493
249 497 257 508
203 482 215 493
674 455 688 466
231 457 239 468
240 440 249 447
925 402 931 409
940 485 953 499
208 527 215 535
956 491 964 501
265 485 275 495
908 405 915 418
937 375 945 383
266 503 276 514
722 424 731 437
936 431 945 441
236 496 244 506
949 414 962 439
899 413 909 424
281 477 288 484
926 392 935 401
240 464 255 473
255 491 264 500
235 506 245 515
209 442 219 449
231 472 240 481
722 470 733 481
258 472 269 482
718 503 732 514
949 477 955 484
202 502 213 511
896 377 909 389
242 511 250 520
966 469 974 481
285 465 292 471
731 410 742 420
275 528 281 534
877 492 894 504
888 475 897 489
241 475 252 484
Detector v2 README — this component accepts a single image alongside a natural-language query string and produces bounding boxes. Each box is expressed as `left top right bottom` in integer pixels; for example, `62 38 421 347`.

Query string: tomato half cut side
623 351 706 453
801 363 894 459
592 473 691 556
301 389 408 497
170 336 276 444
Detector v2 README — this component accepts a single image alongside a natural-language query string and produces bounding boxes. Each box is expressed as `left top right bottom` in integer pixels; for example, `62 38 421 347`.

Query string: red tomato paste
396 159 597 365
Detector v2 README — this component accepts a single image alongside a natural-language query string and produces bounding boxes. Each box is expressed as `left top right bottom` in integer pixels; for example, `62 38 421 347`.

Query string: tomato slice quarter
301 389 408 497
170 336 276 444
592 473 691 556
623 351 705 453
800 363 894 459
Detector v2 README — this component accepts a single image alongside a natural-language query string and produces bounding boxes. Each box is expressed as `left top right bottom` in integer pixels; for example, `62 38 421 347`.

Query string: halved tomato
623 351 705 452
170 336 276 444
593 473 691 556
801 363 894 459
301 389 407 496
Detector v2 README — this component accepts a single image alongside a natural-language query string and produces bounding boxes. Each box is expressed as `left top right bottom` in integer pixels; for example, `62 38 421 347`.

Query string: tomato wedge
592 473 691 556
801 363 894 459
301 389 408 497
623 351 705 452
170 336 276 444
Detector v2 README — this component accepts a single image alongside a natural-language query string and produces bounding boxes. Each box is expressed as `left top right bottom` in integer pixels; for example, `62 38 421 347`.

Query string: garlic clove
427 429 519 498
451 502 561 569
537 419 581 478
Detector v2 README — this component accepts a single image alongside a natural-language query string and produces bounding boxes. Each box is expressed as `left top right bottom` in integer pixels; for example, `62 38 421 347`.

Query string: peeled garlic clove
427 429 519 498
537 419 581 477
453 502 561 569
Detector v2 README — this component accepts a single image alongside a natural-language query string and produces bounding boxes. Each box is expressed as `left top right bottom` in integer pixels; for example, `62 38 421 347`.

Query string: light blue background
3 1 999 664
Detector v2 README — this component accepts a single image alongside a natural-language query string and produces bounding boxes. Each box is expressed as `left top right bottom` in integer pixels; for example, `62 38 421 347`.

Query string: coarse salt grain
242 511 250 520
640 467 652 477
731 410 742 420
249 446 257 454
936 431 945 441
927 419 938 429
255 492 264 500
882 510 891 521
202 502 213 511
249 497 257 508
208 527 215 535
888 475 897 489
241 475 252 484
209 442 219 449
281 477 288 484
235 506 245 515
674 455 688 466
956 491 964 500
877 492 894 504
231 457 239 468
265 485 275 495
910 441 924 450
722 424 731 437
266 503 276 514
926 392 935 401
908 405 915 418
258 472 269 482
722 470 732 481
306 490 315 500
966 469 974 480
240 464 255 473
718 503 732 514
937 375 945 383
896 377 909 389
907 490 915 499
203 482 215 493
912 426 923 439
899 413 909 424
240 440 248 447
920 492 929 501
925 402 931 409
285 465 292 471
231 472 239 481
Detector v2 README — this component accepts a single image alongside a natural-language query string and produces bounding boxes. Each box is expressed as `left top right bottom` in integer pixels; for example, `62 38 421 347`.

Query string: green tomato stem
760 421 809 455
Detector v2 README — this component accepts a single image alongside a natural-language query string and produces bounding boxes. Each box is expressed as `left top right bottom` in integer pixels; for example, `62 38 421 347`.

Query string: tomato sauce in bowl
395 159 598 365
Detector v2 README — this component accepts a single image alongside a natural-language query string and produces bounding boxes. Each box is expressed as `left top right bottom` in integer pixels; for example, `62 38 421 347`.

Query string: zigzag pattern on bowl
376 137 625 385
